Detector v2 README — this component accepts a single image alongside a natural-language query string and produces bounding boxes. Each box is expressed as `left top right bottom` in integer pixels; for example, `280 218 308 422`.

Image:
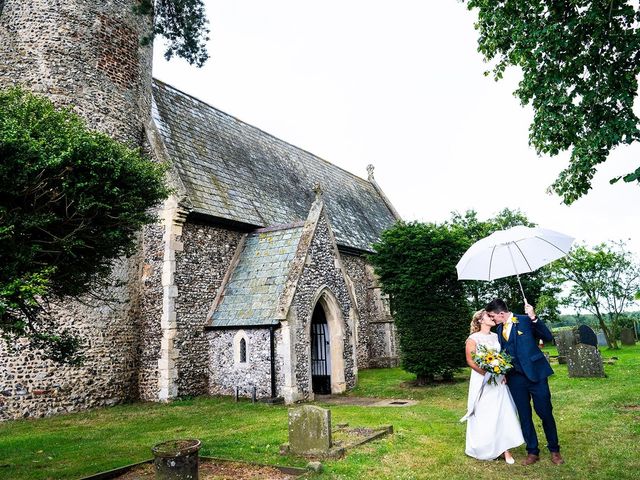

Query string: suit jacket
498 314 554 382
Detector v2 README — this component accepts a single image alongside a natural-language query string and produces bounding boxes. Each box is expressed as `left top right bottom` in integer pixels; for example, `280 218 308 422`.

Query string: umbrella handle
515 273 527 305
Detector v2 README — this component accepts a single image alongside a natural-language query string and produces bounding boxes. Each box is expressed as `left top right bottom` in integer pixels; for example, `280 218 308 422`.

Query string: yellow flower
493 366 500 373
485 354 495 363
511 317 519 324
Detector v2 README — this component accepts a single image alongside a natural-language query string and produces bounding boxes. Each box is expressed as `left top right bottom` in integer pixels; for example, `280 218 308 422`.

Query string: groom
485 298 564 466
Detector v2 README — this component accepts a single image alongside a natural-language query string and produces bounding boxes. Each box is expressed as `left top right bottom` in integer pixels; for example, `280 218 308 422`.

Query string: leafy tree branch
549 241 640 348
0 87 170 362
463 0 640 204
137 0 210 67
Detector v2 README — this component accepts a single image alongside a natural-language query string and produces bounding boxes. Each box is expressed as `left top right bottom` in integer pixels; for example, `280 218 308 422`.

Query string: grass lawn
1 345 639 480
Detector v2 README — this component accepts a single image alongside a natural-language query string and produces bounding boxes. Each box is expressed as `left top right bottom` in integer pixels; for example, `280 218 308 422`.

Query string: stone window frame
233 330 250 368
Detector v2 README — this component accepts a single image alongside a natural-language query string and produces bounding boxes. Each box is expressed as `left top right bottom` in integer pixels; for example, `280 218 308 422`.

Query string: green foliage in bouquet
369 221 471 384
472 344 513 386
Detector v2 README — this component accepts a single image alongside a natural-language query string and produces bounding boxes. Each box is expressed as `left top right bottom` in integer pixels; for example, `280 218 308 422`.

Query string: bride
462 309 524 463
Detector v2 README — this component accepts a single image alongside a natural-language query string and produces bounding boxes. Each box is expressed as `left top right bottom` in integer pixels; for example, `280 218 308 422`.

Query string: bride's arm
465 338 485 375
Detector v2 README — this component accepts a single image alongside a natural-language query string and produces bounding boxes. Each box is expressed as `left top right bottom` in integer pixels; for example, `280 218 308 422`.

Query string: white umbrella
456 226 574 301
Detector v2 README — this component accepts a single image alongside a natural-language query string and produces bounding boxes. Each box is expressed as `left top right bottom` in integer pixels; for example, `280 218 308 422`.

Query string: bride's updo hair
469 309 485 334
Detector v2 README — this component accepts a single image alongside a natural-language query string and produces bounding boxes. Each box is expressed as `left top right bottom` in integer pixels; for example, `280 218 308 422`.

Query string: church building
0 0 399 420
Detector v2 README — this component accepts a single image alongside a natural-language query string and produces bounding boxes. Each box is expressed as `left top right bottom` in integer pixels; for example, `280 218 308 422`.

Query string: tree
369 222 471 384
137 0 210 67
462 1 640 204
449 208 561 321
0 87 170 362
549 241 640 348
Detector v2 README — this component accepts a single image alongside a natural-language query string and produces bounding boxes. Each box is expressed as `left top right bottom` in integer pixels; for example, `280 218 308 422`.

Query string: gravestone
576 324 598 347
620 328 636 346
567 344 605 378
288 405 332 455
596 331 608 347
554 330 576 357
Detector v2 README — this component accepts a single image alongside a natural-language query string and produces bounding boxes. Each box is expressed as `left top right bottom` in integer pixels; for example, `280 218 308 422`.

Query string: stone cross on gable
367 164 375 181
313 182 324 201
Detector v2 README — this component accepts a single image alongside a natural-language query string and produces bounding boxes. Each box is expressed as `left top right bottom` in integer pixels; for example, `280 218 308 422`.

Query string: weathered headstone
576 324 598 347
288 405 332 455
596 331 608 347
567 344 605 378
554 330 577 357
620 328 636 346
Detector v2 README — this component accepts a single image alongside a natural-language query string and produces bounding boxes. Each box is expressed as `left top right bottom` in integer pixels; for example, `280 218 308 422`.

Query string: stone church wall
0 0 156 420
0 0 153 146
368 322 399 368
341 254 372 369
0 256 141 421
207 329 276 399
341 254 399 369
173 222 243 397
137 224 165 401
291 216 356 399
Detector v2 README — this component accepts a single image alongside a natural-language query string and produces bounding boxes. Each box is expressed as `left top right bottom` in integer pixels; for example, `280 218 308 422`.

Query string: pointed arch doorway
310 289 346 395
311 304 331 394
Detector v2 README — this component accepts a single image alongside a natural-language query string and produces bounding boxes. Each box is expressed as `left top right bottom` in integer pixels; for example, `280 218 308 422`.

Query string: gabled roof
209 223 305 328
151 79 398 252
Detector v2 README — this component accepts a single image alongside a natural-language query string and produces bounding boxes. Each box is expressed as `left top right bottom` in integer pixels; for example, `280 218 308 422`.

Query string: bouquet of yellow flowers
472 345 513 385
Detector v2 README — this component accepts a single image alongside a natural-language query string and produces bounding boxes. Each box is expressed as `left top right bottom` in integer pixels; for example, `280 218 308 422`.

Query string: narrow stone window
239 338 247 363
233 330 249 366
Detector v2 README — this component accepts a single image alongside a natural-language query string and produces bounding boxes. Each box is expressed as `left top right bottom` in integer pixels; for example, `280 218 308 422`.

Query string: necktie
503 320 511 341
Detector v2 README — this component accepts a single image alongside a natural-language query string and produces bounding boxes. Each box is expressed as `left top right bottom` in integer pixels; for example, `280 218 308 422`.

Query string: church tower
0 0 153 146
0 1 157 420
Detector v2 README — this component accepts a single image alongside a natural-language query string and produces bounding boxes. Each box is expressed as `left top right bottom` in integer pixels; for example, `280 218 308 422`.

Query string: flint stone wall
0 0 154 420
208 328 281 399
291 216 356 399
340 254 372 368
173 222 244 397
341 255 398 369
0 0 153 146
137 224 165 400
0 255 141 421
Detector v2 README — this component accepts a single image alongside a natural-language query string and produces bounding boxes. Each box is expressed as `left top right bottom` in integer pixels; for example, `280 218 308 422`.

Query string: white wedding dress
463 332 524 460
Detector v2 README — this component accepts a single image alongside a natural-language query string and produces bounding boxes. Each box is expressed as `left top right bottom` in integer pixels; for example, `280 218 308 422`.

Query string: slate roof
151 79 398 252
210 224 304 327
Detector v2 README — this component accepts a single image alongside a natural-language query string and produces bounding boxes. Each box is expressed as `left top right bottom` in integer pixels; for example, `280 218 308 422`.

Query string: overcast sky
152 0 639 260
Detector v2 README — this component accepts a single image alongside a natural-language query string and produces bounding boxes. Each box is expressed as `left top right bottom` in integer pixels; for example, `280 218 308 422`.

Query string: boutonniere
517 330 524 335
511 317 519 324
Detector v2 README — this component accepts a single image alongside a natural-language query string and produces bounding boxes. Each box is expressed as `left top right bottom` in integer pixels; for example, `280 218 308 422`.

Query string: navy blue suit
498 314 560 455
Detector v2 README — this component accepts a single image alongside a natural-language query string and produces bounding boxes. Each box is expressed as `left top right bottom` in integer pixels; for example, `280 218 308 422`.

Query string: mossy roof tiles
152 80 397 252
211 225 304 327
